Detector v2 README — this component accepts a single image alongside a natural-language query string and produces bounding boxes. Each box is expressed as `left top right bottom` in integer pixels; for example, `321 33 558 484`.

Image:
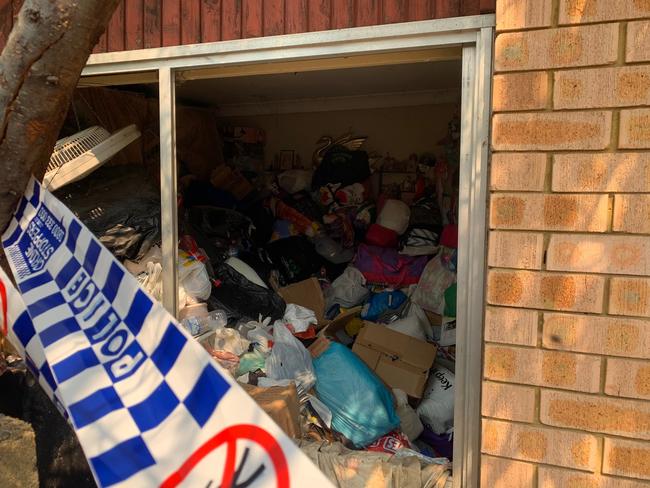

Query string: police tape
1 178 332 488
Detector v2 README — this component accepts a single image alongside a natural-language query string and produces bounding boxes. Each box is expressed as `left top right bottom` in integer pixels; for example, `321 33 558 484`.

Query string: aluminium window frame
81 14 494 487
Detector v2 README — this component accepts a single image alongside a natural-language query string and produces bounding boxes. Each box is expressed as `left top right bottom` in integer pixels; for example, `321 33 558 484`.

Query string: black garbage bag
208 263 286 323
266 236 324 285
312 145 371 190
55 165 160 261
185 205 255 265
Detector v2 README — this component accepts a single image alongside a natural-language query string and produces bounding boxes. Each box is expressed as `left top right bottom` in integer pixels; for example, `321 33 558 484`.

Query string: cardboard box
278 278 360 331
352 323 437 398
240 383 301 438
278 278 327 327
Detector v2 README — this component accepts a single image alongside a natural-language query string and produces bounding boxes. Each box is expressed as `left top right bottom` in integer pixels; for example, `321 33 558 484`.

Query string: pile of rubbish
57 125 460 487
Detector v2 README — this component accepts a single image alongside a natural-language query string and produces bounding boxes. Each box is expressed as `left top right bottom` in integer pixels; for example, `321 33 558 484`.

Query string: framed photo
279 150 295 170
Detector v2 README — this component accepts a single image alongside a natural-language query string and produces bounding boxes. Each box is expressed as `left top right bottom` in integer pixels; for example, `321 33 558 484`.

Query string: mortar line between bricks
617 22 627 66
483 416 650 445
599 356 608 395
551 0 559 27
485 340 630 361
487 341 650 363
482 414 650 443
490 148 650 154
609 110 621 151
477 452 602 477
596 436 605 475
495 104 650 113
485 302 650 323
488 264 650 278
487 381 650 409
488 227 650 236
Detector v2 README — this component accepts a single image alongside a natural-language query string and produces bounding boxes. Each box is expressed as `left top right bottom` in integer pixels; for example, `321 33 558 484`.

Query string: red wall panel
286 0 308 34
125 0 144 50
162 0 181 46
408 0 433 21
107 1 126 52
144 0 162 48
242 0 262 38
201 0 221 42
221 0 242 40
0 0 495 53
331 0 354 29
308 0 330 31
263 0 284 36
181 0 201 44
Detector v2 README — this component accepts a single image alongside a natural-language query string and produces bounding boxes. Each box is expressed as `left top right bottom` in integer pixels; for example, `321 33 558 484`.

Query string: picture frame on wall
279 150 295 170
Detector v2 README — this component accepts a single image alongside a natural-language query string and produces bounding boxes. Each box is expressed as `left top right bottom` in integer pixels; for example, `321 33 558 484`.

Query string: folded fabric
365 223 398 248
354 243 428 286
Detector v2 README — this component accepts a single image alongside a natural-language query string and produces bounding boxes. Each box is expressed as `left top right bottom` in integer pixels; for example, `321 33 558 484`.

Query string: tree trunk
0 0 121 254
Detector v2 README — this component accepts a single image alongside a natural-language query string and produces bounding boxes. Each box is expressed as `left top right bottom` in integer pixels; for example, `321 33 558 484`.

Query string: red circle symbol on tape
161 424 289 488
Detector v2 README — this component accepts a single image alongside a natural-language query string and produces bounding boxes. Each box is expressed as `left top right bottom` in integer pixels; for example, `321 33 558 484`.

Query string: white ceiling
175 59 462 108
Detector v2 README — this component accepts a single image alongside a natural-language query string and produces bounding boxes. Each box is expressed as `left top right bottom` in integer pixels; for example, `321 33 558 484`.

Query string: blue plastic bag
361 290 408 321
313 342 399 447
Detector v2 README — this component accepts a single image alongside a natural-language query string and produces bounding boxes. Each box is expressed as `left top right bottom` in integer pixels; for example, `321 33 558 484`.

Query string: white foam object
377 199 411 235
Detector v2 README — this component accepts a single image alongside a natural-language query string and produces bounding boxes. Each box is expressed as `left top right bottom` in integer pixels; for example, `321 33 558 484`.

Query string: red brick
490 193 609 232
490 153 547 191
547 234 650 276
553 153 650 192
495 24 618 72
493 72 549 111
493 112 612 151
487 270 605 313
539 467 650 488
610 277 650 317
606 358 650 401
484 345 601 392
603 437 650 480
488 231 544 270
555 66 650 109
485 306 538 346
620 109 650 149
496 0 552 31
560 0 650 24
614 195 650 234
481 455 535 488
482 419 598 471
541 390 650 440
627 20 650 63
543 313 650 359
482 381 537 422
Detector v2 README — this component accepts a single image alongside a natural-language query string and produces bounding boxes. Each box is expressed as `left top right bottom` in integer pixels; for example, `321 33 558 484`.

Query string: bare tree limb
0 0 121 241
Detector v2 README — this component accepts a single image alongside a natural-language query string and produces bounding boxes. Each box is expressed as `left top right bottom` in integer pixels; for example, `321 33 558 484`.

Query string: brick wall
484 1 650 486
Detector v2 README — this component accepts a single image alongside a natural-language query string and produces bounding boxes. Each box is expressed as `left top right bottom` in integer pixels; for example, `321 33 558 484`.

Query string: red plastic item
365 430 411 454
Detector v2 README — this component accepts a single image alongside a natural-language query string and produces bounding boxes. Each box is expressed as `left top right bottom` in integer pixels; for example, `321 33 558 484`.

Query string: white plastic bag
417 367 455 434
213 327 250 356
385 302 431 341
266 323 316 394
278 303 318 333
179 250 211 301
411 255 456 313
393 388 423 442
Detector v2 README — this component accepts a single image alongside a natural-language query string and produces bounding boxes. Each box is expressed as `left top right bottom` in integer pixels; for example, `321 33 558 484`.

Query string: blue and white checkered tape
2 178 331 488
0 266 68 418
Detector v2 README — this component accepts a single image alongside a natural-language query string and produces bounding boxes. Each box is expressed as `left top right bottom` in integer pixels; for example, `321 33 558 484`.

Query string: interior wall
217 103 459 168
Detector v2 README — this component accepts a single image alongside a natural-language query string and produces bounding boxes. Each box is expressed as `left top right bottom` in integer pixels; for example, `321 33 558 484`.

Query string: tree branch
0 0 121 243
